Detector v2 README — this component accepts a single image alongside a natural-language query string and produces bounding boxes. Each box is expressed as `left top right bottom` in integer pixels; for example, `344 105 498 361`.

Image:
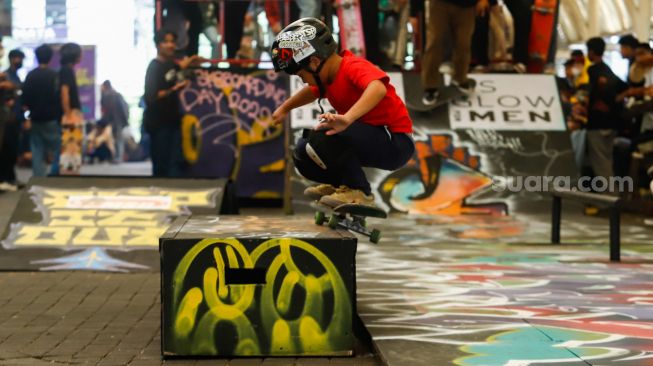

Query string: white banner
67 195 172 210
449 74 565 131
290 72 405 129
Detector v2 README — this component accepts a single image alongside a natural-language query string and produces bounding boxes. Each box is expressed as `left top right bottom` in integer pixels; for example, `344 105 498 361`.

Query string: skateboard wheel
315 211 325 225
328 215 338 229
370 229 381 244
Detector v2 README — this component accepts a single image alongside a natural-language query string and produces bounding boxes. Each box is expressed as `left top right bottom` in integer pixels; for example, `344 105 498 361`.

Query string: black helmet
271 17 336 74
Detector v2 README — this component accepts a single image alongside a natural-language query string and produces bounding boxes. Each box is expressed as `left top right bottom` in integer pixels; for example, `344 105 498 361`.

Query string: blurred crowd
558 35 653 201
3 0 653 197
0 42 136 191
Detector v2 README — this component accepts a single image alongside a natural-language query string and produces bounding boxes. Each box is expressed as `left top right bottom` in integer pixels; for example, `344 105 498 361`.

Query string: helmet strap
310 58 327 103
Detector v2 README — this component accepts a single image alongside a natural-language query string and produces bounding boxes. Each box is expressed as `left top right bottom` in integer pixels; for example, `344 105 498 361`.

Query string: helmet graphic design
271 17 336 74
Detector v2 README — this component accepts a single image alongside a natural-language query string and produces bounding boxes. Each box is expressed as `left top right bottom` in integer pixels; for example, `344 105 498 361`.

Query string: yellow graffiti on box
168 238 352 356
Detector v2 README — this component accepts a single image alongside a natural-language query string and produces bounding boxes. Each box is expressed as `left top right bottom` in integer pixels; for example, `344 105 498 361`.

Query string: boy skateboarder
270 17 415 209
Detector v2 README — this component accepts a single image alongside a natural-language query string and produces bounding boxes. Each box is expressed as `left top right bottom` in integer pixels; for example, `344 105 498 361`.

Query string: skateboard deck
335 0 366 57
527 0 559 73
406 84 469 112
59 112 84 175
311 201 387 243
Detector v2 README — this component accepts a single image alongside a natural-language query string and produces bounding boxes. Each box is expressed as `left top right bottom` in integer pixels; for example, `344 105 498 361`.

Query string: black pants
360 0 385 65
90 144 113 163
504 0 533 65
471 13 490 66
0 119 19 182
224 1 251 59
293 122 415 195
150 126 184 177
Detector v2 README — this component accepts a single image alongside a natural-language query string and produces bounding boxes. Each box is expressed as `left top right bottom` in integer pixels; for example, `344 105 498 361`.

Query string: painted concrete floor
1 178 653 365
350 211 653 366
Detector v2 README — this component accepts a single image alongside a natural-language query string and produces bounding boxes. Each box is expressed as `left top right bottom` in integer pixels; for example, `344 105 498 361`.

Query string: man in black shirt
0 49 25 189
59 43 82 122
143 29 201 177
585 37 627 183
21 44 62 177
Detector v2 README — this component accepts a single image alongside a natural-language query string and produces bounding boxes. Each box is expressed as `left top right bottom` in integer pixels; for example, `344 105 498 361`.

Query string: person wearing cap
270 17 415 209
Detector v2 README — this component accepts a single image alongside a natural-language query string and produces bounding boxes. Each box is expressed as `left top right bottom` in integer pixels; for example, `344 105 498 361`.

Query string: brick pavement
0 272 380 366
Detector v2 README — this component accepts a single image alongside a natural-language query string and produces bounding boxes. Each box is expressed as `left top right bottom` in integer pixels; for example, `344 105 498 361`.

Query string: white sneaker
421 89 440 106
0 182 18 192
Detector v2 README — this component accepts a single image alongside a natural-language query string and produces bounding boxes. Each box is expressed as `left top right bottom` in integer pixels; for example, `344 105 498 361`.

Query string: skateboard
311 201 387 243
527 0 559 73
406 84 471 113
334 0 366 57
59 111 84 175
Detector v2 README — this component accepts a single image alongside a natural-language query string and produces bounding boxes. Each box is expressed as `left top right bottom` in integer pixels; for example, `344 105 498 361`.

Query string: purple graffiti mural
179 68 288 198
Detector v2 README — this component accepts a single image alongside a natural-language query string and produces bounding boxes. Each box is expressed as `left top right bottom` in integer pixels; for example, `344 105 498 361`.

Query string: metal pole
609 207 621 262
551 195 561 244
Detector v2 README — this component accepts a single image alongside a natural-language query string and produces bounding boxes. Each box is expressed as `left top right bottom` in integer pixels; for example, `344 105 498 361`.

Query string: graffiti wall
0 177 225 271
366 73 577 216
161 216 357 357
377 133 507 216
179 68 288 199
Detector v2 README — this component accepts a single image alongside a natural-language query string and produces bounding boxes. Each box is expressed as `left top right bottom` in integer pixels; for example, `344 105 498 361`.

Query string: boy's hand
272 106 288 125
315 113 352 135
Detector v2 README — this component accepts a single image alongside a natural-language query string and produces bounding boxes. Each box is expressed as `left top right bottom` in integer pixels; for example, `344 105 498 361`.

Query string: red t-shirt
310 50 413 133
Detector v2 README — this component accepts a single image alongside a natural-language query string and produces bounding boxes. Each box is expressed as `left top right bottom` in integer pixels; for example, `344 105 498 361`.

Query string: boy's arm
272 86 317 125
317 80 387 135
343 80 386 123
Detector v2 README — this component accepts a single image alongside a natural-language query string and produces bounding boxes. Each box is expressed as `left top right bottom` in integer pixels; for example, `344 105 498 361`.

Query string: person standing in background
58 43 84 175
100 80 129 163
0 78 18 191
0 49 26 189
21 44 61 177
59 43 82 125
585 37 627 186
618 34 640 73
420 0 490 106
143 29 203 177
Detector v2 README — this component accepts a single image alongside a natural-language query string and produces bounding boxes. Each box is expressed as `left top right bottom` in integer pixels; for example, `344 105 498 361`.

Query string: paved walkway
0 272 379 366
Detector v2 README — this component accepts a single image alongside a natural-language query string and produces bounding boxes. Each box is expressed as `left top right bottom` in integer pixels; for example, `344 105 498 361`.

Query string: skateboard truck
315 210 382 244
312 202 386 244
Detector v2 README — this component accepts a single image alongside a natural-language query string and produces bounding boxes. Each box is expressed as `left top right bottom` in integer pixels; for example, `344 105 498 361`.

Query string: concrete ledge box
160 215 357 357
